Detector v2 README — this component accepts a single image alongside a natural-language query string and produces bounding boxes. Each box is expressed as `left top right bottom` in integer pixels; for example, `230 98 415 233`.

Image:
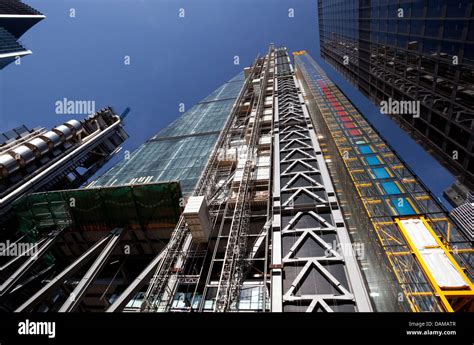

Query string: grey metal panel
26 137 49 156
10 145 35 166
0 154 19 176
273 47 372 312
53 125 73 141
65 119 82 135
40 131 62 148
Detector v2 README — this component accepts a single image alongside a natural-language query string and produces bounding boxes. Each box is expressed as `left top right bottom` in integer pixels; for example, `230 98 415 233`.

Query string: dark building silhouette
318 0 474 190
0 0 44 69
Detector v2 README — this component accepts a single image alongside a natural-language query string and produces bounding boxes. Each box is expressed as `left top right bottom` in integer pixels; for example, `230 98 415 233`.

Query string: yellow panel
395 217 474 312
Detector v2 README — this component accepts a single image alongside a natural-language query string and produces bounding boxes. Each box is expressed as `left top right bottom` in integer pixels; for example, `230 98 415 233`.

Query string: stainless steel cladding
0 154 20 178
25 137 50 158
53 125 73 141
64 119 83 136
10 145 36 166
40 131 62 149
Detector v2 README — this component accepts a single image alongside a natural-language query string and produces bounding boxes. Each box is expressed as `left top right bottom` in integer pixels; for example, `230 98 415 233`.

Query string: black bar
0 313 472 345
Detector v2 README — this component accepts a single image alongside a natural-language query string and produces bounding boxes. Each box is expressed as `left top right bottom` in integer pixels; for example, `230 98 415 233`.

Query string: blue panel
365 156 381 166
359 145 373 154
391 198 415 215
381 181 401 195
372 168 390 179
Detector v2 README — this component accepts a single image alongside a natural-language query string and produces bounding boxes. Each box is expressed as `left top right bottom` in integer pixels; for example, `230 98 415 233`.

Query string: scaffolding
13 182 182 235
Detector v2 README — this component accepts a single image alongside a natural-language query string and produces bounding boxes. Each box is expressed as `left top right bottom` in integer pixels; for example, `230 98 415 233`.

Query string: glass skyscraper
295 50 474 312
5 46 473 314
318 0 474 190
90 73 246 195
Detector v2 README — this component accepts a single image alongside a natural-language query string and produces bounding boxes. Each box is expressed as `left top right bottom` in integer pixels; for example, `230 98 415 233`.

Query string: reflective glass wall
91 72 245 194
318 0 474 189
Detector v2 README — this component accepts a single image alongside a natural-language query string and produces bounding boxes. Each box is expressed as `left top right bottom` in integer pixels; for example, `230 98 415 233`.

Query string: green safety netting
13 182 183 235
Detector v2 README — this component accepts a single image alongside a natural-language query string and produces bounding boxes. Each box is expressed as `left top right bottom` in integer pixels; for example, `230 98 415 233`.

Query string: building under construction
3 46 473 313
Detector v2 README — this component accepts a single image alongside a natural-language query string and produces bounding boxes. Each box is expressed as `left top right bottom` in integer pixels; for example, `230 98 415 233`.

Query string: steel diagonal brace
106 248 166 312
58 228 125 312
0 228 65 298
15 231 117 312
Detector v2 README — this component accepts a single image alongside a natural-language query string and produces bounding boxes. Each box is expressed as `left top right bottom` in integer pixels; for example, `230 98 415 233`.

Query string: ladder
214 159 253 312
215 49 272 311
141 221 189 312
140 59 260 312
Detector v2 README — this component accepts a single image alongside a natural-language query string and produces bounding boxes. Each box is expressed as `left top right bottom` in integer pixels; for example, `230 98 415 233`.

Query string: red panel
340 116 352 122
348 129 362 136
336 111 347 115
344 123 356 129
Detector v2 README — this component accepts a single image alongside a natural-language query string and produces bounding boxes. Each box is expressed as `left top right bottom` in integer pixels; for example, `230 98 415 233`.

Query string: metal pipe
0 116 121 207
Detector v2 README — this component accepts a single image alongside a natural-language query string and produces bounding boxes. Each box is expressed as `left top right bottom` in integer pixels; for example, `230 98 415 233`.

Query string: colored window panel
391 198 415 215
372 167 389 179
348 129 362 136
356 140 366 144
334 106 344 111
359 145 373 154
382 182 401 195
365 156 381 166
340 116 352 122
344 123 356 129
337 111 348 116
330 102 340 106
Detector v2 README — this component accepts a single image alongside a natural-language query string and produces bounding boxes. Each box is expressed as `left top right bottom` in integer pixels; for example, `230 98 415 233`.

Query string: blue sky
0 0 454 207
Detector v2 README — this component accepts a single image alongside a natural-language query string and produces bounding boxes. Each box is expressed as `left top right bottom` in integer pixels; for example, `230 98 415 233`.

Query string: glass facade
296 51 474 312
318 0 474 189
92 72 245 195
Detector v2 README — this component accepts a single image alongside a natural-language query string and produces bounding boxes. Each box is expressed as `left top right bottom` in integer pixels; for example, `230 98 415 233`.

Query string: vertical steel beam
270 70 283 312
